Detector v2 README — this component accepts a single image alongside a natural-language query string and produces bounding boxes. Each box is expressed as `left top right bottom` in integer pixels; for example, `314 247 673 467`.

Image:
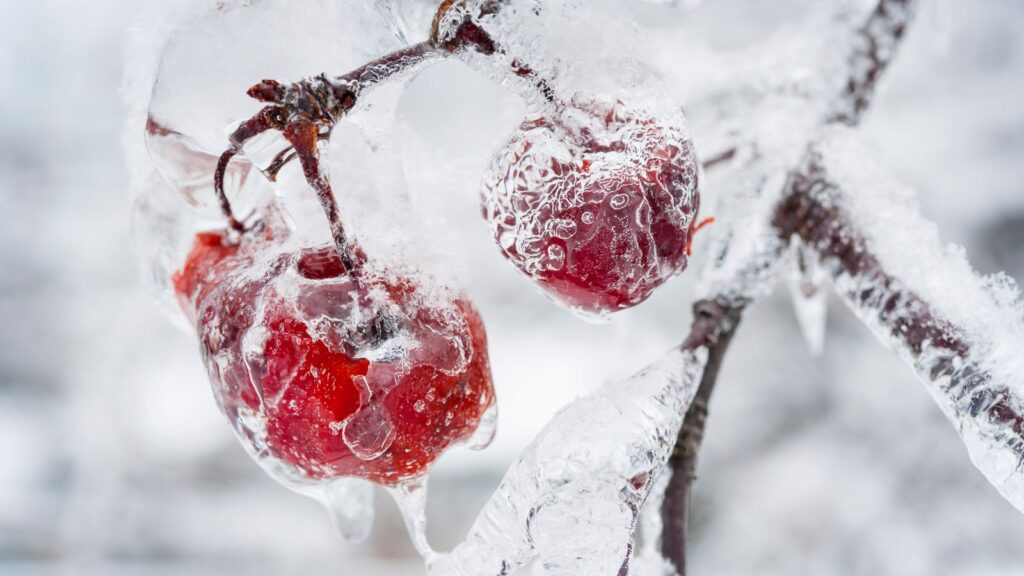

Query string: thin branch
831 0 919 126
213 41 443 252
773 165 1024 499
339 40 443 93
700 147 737 172
661 300 744 574
659 1 920 572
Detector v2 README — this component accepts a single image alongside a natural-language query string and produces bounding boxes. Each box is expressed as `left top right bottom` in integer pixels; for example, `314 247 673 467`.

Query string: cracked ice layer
790 128 1024 512
429 348 707 576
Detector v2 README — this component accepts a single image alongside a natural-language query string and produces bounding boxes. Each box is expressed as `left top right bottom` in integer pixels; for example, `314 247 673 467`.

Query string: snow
6 0 1024 574
814 127 1024 512
130 0 1024 571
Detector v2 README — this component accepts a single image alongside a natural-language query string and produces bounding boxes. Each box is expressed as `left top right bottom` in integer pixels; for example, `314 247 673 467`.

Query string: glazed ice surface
174 228 495 486
483 95 701 317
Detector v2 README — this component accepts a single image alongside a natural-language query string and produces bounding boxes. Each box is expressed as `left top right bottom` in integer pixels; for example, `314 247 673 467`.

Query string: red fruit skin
175 232 495 486
482 96 701 316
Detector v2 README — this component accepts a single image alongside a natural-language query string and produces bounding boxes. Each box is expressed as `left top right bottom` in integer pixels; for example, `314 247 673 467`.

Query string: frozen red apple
174 230 495 485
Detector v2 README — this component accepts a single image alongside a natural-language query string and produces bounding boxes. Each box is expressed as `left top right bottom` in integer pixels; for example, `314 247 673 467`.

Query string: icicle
787 238 829 356
388 475 437 562
465 402 499 451
317 479 376 544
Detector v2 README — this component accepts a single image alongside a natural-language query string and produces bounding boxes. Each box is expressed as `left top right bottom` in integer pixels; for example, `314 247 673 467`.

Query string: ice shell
481 95 700 317
429 348 708 576
174 232 497 488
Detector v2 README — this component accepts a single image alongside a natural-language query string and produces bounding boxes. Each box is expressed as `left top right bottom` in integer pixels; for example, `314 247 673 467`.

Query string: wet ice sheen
787 238 829 356
131 0 492 549
430 349 707 576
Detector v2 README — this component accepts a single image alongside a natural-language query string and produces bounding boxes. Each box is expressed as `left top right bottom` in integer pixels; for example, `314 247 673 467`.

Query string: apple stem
213 106 285 232
283 121 359 274
213 41 445 265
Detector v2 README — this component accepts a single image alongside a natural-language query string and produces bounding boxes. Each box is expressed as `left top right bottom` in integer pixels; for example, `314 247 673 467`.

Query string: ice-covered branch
660 301 743 575
656 1 924 572
774 133 1024 513
831 0 918 125
427 299 758 575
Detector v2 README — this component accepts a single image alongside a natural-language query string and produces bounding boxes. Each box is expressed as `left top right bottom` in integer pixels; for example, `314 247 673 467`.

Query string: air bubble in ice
552 219 578 239
343 402 397 461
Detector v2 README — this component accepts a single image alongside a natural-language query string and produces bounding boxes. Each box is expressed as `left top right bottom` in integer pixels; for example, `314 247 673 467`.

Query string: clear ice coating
173 219 496 488
435 0 702 319
809 128 1024 512
129 0 436 322
481 94 701 319
127 0 500 544
124 2 1024 575
429 348 708 576
316 478 376 543
787 239 829 355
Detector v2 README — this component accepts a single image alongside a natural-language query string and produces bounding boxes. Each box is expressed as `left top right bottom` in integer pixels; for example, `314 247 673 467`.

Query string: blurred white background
2 1 1024 574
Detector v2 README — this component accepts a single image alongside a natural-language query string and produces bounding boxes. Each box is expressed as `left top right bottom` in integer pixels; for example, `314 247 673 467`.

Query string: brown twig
773 163 1024 470
831 0 918 125
213 41 443 261
661 300 744 573
659 1 919 573
700 147 737 172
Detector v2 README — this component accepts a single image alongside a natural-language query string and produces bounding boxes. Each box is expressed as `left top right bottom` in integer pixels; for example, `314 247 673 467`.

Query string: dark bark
773 166 1024 462
661 301 743 573
659 1 919 573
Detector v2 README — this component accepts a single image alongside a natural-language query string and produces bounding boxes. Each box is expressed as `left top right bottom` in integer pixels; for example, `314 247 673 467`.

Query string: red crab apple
173 229 495 485
482 95 704 317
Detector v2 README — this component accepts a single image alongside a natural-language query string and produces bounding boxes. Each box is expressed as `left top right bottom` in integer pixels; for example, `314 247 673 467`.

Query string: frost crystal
430 348 707 576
